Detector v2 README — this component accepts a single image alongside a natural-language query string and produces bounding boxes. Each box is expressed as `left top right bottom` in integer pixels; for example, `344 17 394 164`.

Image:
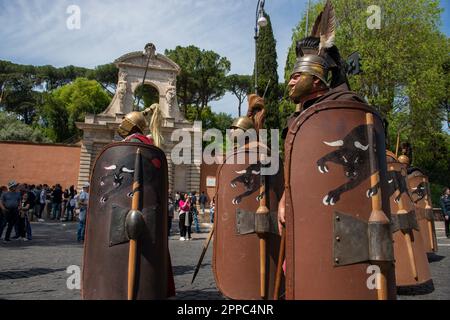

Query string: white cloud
0 0 308 116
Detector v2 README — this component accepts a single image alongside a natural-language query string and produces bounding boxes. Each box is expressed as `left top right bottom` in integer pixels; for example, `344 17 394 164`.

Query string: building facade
75 43 200 194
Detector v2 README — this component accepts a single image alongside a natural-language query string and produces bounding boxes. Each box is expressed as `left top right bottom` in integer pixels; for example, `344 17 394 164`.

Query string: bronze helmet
291 0 347 88
117 111 148 139
231 116 254 131
398 155 410 166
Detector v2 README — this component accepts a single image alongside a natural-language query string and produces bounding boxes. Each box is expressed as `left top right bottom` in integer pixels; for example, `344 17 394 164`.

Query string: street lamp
254 0 267 94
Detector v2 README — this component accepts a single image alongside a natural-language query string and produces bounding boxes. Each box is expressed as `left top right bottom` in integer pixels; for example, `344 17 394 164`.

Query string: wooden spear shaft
395 132 401 158
273 227 285 300
191 226 215 284
256 177 269 300
128 149 142 300
366 113 390 300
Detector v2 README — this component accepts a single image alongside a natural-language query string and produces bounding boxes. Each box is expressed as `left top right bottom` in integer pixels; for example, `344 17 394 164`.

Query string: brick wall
0 141 81 189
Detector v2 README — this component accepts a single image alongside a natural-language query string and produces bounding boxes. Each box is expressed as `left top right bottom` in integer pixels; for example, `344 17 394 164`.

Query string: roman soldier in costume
211 95 284 300
117 104 163 146
82 104 175 299
386 150 432 288
399 143 438 253
277 0 396 299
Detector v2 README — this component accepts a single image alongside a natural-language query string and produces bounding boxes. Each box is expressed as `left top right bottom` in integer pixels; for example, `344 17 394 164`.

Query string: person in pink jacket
178 194 192 241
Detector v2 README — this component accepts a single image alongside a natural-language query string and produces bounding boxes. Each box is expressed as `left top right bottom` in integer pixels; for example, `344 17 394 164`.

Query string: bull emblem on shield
386 170 410 204
98 155 161 204
230 163 263 205
317 125 379 206
411 182 426 203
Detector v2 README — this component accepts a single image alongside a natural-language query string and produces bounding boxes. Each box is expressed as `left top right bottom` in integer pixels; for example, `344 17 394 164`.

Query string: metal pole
254 0 261 94
305 0 310 37
134 53 152 111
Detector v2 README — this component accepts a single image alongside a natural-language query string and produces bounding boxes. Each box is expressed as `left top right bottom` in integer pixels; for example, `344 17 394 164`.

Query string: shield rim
283 100 395 300
81 141 169 300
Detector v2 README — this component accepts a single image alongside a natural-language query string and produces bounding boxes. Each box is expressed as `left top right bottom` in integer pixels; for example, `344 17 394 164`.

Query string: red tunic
124 133 176 298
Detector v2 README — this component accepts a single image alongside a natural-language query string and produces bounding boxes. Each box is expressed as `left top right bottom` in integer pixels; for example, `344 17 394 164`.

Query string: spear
366 113 390 300
256 158 269 300
191 227 215 284
125 148 146 300
273 226 285 300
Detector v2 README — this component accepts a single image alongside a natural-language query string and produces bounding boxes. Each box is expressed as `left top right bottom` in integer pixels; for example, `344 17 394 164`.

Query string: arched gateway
76 43 200 195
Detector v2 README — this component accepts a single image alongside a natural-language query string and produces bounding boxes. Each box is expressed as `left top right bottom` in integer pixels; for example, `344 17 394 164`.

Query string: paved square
0 220 449 300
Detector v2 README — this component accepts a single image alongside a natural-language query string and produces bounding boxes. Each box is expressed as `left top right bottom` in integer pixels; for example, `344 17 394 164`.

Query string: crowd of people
1 179 222 244
0 180 90 243
169 191 214 241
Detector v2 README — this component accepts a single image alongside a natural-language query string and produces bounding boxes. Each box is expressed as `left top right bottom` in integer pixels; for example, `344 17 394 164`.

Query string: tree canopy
254 12 281 130
165 46 231 119
285 0 449 197
225 74 252 117
39 78 111 142
0 112 49 143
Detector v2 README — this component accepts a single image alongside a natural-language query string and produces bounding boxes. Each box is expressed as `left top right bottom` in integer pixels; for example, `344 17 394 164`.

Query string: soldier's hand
278 192 286 235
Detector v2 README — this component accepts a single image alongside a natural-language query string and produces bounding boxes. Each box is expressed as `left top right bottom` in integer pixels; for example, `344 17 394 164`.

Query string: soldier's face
288 73 315 103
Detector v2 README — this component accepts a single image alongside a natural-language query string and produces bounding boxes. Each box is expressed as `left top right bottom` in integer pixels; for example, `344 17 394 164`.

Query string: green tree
0 60 91 125
133 83 159 111
285 0 449 193
255 12 280 130
37 64 89 90
86 63 119 95
0 75 42 125
185 105 233 133
40 78 111 142
225 74 252 116
165 46 231 119
0 112 49 142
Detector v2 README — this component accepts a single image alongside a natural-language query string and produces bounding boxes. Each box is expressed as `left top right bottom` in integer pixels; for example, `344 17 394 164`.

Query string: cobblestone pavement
0 220 448 300
0 219 222 300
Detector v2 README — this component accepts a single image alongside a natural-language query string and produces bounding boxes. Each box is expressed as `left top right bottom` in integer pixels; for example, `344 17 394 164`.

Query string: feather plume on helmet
246 94 266 134
142 103 163 148
291 0 348 89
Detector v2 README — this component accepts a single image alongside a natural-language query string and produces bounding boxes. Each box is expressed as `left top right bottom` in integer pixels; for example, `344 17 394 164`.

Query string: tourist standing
441 187 450 238
168 196 174 235
178 194 191 241
77 183 89 242
18 193 31 241
210 198 215 224
51 184 63 220
175 192 180 210
33 185 42 221
199 191 207 215
0 186 7 240
39 185 47 221
0 181 21 243
62 188 70 221
26 185 36 222
190 192 200 233
65 186 76 222
45 186 52 219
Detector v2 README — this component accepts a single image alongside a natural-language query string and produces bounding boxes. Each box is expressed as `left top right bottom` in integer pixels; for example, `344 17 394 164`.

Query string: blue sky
0 0 449 117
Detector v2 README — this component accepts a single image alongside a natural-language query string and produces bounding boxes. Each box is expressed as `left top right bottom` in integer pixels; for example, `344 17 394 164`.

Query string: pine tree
254 12 280 130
